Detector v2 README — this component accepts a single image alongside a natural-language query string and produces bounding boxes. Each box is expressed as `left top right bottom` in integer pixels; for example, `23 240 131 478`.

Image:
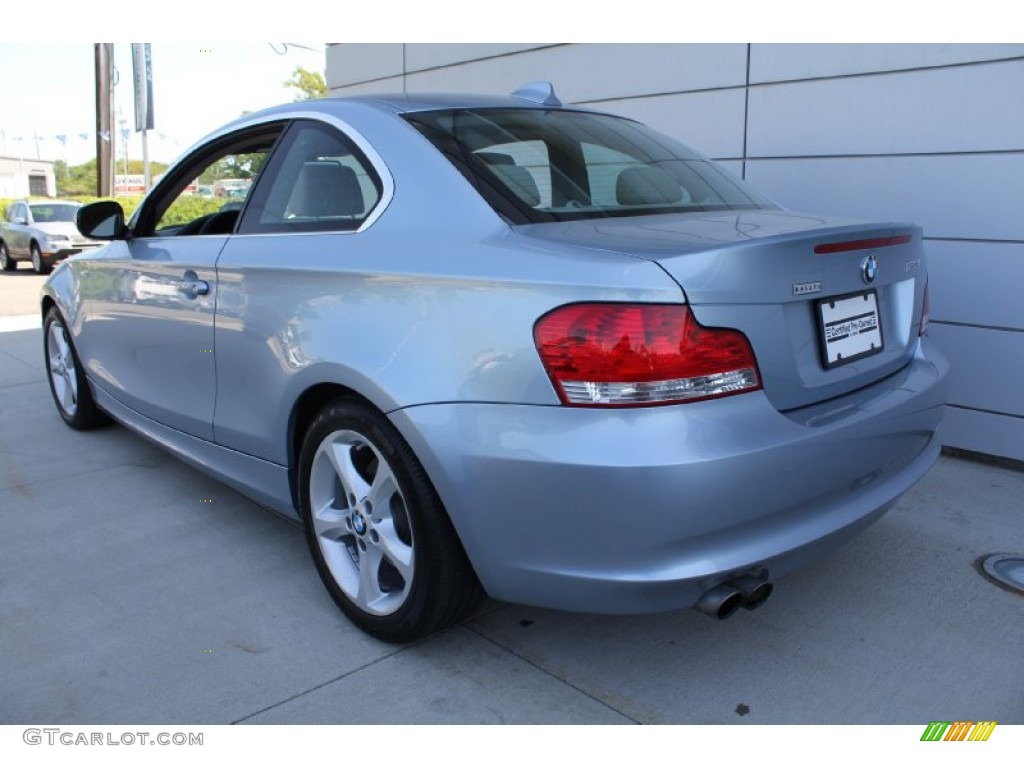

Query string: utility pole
94 43 115 197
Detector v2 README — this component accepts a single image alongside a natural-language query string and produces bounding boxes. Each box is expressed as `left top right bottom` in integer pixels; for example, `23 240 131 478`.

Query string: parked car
1 199 103 274
44 82 948 642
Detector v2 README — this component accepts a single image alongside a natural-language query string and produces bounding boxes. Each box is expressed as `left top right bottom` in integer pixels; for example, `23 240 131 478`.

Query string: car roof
226 85 603 128
324 92 593 114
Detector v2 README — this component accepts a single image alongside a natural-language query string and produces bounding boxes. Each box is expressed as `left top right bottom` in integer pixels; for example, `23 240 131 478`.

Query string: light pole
119 114 129 179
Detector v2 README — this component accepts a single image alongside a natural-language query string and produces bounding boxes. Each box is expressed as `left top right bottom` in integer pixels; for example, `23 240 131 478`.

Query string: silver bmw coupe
43 82 949 641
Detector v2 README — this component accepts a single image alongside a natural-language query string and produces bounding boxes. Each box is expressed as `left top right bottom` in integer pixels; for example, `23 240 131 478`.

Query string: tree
57 158 170 197
285 66 327 101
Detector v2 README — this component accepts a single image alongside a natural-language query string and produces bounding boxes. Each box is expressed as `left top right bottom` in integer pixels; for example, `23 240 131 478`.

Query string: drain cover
979 554 1024 595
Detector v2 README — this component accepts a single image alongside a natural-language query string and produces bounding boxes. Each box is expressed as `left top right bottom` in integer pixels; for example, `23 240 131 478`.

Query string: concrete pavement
1 313 1022 725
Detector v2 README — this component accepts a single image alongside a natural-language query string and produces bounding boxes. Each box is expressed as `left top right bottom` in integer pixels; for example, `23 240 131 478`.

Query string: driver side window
133 124 285 238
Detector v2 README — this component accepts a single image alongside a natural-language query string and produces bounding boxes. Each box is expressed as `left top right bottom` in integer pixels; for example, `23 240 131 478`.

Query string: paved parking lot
1 274 1022 725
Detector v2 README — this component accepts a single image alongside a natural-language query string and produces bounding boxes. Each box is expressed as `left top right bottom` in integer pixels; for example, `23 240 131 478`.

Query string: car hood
34 222 78 236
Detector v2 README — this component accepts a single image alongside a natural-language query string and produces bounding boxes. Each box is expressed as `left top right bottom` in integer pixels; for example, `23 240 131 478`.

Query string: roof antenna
511 81 562 107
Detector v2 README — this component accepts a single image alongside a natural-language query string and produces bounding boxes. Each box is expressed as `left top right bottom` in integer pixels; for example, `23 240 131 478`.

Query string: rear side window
407 108 776 224
239 120 383 234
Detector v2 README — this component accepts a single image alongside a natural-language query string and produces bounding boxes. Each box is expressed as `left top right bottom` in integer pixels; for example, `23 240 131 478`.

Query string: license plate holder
816 290 884 369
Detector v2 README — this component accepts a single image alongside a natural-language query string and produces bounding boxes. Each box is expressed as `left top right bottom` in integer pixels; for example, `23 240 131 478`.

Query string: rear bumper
390 337 950 614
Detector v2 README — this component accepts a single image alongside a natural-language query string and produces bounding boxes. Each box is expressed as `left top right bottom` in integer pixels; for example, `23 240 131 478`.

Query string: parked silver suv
0 200 102 274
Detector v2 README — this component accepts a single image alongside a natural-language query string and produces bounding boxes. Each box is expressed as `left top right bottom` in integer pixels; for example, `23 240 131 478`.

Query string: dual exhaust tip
695 575 773 620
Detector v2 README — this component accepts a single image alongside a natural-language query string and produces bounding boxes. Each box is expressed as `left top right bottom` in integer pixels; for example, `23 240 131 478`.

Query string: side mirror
76 200 127 240
12 216 27 226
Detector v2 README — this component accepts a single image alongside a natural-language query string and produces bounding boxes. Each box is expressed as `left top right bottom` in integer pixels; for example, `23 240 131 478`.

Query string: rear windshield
406 108 776 224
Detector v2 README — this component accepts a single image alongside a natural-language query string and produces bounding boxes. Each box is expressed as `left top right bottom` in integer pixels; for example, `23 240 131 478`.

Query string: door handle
177 270 210 297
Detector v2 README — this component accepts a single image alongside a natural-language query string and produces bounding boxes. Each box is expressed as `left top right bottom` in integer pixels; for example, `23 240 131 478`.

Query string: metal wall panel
402 44 748 104
325 44 403 88
328 77 406 97
750 43 1024 83
744 154 1024 242
929 325 1024 417
941 407 1024 462
748 60 1024 156
927 242 1024 330
405 44 552 72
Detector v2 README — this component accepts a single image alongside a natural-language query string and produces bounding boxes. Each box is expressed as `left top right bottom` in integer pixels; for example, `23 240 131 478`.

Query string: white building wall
0 157 58 198
327 44 1024 461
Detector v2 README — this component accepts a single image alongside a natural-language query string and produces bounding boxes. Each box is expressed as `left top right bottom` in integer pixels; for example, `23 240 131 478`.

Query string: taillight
919 279 930 336
813 234 912 254
533 303 761 407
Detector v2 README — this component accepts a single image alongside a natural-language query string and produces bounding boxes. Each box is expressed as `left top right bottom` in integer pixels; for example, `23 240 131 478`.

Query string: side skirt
92 383 301 525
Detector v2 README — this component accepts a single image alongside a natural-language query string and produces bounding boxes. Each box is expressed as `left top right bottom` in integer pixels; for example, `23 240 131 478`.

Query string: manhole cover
979 554 1024 595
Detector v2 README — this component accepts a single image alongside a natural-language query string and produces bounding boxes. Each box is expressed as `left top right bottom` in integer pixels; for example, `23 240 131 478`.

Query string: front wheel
298 399 484 643
44 307 109 429
0 242 15 271
31 243 50 275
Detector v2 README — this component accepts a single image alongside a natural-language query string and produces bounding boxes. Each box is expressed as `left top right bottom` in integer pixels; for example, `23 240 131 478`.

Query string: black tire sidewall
0 242 13 271
31 244 50 275
43 308 106 430
297 400 454 642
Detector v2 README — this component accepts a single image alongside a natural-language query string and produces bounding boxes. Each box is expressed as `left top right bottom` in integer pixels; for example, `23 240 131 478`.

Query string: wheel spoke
374 519 414 582
61 371 77 411
326 441 370 502
355 544 386 608
366 463 399 520
312 502 350 541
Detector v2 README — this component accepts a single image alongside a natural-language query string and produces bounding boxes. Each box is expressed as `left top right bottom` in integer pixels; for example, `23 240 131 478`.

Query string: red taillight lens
534 303 762 407
919 280 930 336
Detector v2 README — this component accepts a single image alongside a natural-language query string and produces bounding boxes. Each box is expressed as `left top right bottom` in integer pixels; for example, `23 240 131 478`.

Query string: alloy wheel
308 429 415 616
47 320 78 417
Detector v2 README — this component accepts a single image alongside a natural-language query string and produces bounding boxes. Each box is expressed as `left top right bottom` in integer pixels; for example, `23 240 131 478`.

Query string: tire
297 399 484 643
31 242 51 275
44 307 109 430
0 241 15 271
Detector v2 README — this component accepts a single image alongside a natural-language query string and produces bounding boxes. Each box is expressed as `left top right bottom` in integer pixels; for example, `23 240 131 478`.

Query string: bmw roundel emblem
862 253 878 284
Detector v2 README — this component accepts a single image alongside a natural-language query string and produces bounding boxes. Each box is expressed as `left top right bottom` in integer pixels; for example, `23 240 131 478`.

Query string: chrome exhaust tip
695 584 744 620
731 574 774 610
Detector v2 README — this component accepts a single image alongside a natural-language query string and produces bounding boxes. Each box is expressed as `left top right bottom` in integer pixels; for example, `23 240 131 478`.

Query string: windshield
406 108 776 224
29 203 80 223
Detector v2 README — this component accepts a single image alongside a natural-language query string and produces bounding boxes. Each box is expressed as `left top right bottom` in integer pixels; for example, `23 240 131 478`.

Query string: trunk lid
518 210 928 411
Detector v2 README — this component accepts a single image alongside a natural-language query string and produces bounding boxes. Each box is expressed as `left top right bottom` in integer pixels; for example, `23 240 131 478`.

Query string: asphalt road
0 271 46 318
1 272 1022 725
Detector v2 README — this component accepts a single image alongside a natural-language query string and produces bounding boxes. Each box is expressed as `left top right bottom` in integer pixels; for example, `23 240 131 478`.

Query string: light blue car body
42 93 949 615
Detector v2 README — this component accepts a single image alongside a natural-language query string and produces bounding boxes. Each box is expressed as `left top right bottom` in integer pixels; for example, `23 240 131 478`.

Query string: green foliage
285 65 327 101
157 196 225 228
56 158 171 197
198 152 267 183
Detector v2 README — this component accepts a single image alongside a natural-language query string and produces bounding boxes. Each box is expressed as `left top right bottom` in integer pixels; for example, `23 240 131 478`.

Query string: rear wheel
0 242 14 271
31 242 50 275
44 307 109 429
298 399 484 643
